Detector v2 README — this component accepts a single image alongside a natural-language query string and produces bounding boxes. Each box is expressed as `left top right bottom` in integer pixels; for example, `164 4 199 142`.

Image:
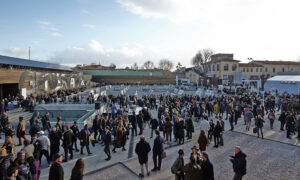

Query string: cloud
51 32 62 37
36 20 62 37
82 24 96 28
81 9 92 16
3 47 29 57
49 40 169 67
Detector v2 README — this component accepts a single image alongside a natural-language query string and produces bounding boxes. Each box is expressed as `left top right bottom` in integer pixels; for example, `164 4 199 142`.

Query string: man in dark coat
135 135 151 178
152 130 165 171
183 156 203 180
104 126 112 161
201 152 214 180
29 120 41 137
62 124 73 162
137 111 144 135
71 121 80 152
150 117 159 138
49 126 62 161
49 154 64 180
185 116 194 140
41 112 51 133
229 146 247 180
79 124 92 155
171 149 185 180
130 112 137 136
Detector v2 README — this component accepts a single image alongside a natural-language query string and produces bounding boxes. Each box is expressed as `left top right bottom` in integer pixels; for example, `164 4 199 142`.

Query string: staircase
6 109 33 123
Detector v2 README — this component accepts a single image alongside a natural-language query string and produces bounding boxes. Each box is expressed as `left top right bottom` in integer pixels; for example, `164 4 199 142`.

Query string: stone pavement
124 130 300 180
232 112 300 147
84 163 140 180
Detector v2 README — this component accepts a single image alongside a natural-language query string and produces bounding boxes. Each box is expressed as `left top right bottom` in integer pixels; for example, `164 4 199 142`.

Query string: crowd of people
0 88 299 180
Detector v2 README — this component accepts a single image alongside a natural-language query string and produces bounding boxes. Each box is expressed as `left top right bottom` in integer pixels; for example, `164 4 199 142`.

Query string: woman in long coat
198 130 209 152
177 118 185 144
112 125 123 152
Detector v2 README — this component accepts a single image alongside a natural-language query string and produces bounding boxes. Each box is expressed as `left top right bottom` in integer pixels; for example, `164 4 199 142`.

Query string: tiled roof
239 63 263 67
251 60 300 65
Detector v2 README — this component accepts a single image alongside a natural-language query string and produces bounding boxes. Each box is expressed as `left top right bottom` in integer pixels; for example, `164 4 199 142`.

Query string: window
256 68 258 72
223 75 228 80
243 68 245 72
260 68 262 72
265 67 268 72
213 65 215 71
224 64 228 71
232 64 237 71
273 67 275 73
251 68 253 72
247 68 249 72
209 65 211 71
282 68 284 72
217 64 220 71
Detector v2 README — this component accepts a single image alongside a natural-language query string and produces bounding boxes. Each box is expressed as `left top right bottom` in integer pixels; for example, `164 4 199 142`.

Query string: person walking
79 124 92 155
255 115 264 139
278 111 286 131
27 156 40 180
185 116 194 140
201 152 214 180
103 125 112 161
29 120 41 137
17 116 27 146
37 131 51 167
112 124 123 153
245 110 253 131
164 118 173 144
190 145 201 164
130 112 137 136
183 156 203 180
152 130 165 171
135 136 151 178
70 158 85 180
177 118 185 144
171 149 185 180
71 121 80 152
213 121 222 148
48 127 62 161
149 116 158 138
62 124 73 162
92 115 100 141
267 110 275 129
198 130 210 152
22 140 34 159
41 112 51 133
137 111 144 135
49 154 64 180
229 146 247 180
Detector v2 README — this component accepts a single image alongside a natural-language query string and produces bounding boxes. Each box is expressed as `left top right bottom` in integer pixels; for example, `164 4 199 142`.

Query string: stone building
205 53 240 84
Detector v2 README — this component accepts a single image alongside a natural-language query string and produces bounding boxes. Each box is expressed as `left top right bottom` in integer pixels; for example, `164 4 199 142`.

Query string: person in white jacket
37 130 51 166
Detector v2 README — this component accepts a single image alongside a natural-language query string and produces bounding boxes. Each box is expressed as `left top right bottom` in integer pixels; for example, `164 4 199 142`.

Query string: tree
158 59 174 71
191 48 214 71
143 60 154 69
132 62 139 70
110 63 116 69
176 62 183 71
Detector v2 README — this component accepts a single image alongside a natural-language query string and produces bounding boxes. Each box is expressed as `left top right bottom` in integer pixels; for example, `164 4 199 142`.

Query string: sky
1 0 300 68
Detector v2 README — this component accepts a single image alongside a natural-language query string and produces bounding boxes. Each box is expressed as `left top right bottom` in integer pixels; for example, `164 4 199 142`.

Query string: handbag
253 127 257 134
161 151 166 159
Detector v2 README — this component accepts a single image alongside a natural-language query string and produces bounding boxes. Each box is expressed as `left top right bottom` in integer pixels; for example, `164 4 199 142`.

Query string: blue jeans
220 133 224 145
257 127 263 138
